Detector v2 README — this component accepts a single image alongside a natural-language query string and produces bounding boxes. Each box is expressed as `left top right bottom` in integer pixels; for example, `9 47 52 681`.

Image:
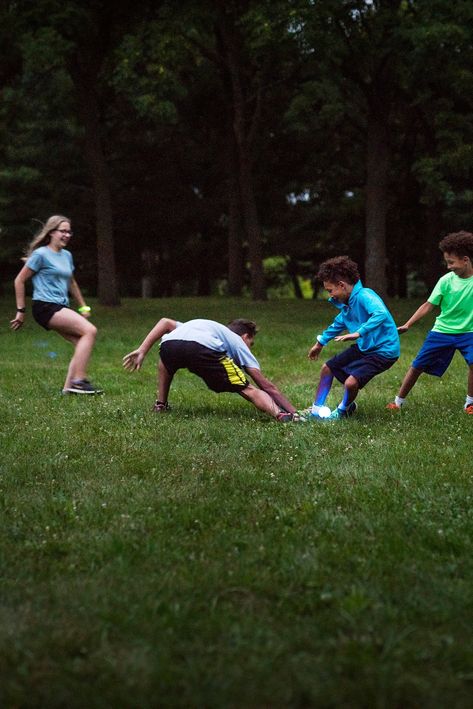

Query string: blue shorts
411 330 473 377
326 344 398 389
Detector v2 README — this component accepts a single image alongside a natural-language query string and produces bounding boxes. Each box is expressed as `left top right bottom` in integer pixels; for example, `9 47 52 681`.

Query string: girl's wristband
78 305 91 314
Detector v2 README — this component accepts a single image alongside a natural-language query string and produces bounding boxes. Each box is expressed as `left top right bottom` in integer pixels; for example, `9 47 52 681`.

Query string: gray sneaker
64 379 104 395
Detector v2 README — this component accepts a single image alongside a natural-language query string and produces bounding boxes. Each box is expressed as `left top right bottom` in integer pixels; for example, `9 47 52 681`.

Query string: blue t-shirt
26 246 74 305
317 280 400 359
162 319 261 370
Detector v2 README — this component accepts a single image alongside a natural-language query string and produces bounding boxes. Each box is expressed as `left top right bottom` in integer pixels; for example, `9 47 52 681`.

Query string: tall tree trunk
226 144 244 295
365 114 389 299
396 237 408 298
71 67 120 306
423 203 443 290
287 258 303 299
236 137 266 300
216 18 244 297
197 229 211 296
218 7 266 300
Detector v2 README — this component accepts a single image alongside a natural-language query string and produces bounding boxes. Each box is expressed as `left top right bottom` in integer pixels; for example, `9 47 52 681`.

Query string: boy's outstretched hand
308 342 324 360
334 332 360 342
123 349 145 371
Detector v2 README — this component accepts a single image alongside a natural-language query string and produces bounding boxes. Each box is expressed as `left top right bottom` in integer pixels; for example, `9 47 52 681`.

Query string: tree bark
365 114 389 298
227 166 244 295
287 258 303 299
70 61 120 306
217 6 266 300
236 138 266 300
423 203 443 290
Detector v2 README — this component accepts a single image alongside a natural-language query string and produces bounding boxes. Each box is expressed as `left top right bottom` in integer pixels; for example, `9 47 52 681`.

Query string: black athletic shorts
326 344 398 389
32 300 68 330
160 340 250 393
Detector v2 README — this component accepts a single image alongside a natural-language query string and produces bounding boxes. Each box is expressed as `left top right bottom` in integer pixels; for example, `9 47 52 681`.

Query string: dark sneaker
64 379 103 395
276 411 308 423
152 400 171 412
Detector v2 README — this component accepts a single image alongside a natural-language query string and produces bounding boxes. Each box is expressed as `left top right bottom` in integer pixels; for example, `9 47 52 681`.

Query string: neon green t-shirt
428 272 473 333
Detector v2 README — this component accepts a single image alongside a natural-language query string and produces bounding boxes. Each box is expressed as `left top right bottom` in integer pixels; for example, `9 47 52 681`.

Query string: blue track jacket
317 281 400 359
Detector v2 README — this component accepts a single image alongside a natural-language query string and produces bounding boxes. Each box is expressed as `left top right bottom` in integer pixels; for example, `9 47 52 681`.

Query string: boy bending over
308 256 400 420
123 317 304 422
387 231 473 414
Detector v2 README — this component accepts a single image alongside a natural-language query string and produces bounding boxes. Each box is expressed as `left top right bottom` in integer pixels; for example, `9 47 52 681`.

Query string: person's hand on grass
123 349 145 371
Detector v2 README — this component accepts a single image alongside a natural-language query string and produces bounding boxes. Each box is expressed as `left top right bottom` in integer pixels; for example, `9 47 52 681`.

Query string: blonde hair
24 215 71 259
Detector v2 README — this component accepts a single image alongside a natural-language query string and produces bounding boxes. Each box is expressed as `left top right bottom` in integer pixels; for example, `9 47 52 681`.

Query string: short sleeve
428 278 444 306
26 250 43 273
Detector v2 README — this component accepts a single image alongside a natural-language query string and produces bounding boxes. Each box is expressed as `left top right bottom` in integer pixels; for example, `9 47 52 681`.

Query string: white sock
394 396 405 407
465 395 473 408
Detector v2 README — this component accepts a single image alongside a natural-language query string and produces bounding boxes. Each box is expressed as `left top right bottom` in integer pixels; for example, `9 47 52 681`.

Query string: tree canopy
1 0 472 300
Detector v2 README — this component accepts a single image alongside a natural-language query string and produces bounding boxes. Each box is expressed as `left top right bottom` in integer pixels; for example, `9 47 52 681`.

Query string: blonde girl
10 215 102 394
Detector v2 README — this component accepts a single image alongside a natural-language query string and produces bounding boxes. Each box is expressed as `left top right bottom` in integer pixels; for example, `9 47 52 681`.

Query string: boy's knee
320 363 332 377
345 375 359 390
239 384 255 400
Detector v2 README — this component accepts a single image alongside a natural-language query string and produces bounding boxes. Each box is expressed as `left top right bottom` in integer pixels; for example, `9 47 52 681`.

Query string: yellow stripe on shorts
219 355 248 386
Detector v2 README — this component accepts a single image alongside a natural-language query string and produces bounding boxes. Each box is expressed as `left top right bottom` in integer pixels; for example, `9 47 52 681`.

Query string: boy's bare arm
308 341 324 360
123 317 177 371
398 302 434 333
334 332 360 342
246 367 297 413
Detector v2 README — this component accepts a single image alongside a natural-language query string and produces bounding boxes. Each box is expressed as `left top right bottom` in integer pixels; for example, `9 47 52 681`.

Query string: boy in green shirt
387 231 473 414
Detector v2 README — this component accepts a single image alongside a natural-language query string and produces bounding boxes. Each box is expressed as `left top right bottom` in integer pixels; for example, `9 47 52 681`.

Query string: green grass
1 296 472 708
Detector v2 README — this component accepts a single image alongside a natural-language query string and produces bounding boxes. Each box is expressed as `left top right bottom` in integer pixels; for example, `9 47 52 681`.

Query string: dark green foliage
1 0 473 298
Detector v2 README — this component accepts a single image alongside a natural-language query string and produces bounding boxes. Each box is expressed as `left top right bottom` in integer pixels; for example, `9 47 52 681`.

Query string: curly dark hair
227 319 258 338
438 231 473 261
317 256 360 285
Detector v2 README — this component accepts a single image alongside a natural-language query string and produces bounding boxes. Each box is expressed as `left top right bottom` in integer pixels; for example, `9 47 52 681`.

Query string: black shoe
152 400 171 412
276 411 307 423
64 379 104 395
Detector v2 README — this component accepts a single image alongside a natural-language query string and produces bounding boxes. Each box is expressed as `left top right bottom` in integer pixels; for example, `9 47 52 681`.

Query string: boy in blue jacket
308 256 400 419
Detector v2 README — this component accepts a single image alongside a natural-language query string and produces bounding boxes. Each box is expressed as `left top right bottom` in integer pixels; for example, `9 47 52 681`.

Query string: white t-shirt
162 319 260 369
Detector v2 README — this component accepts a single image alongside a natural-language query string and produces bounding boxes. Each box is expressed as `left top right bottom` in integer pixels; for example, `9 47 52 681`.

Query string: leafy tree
10 0 157 305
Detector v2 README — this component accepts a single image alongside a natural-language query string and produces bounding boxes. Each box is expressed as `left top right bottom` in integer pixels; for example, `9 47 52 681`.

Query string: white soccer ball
316 405 331 419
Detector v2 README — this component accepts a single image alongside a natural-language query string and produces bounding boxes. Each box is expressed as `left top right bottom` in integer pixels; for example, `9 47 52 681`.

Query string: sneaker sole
63 389 104 395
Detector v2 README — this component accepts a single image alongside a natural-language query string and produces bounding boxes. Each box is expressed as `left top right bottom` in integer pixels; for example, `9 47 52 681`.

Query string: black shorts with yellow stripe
160 340 250 393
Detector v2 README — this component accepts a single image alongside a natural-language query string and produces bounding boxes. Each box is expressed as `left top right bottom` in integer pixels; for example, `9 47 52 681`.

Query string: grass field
1 296 472 708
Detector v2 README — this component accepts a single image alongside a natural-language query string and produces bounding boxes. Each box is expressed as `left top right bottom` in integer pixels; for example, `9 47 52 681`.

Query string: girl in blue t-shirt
10 214 102 395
